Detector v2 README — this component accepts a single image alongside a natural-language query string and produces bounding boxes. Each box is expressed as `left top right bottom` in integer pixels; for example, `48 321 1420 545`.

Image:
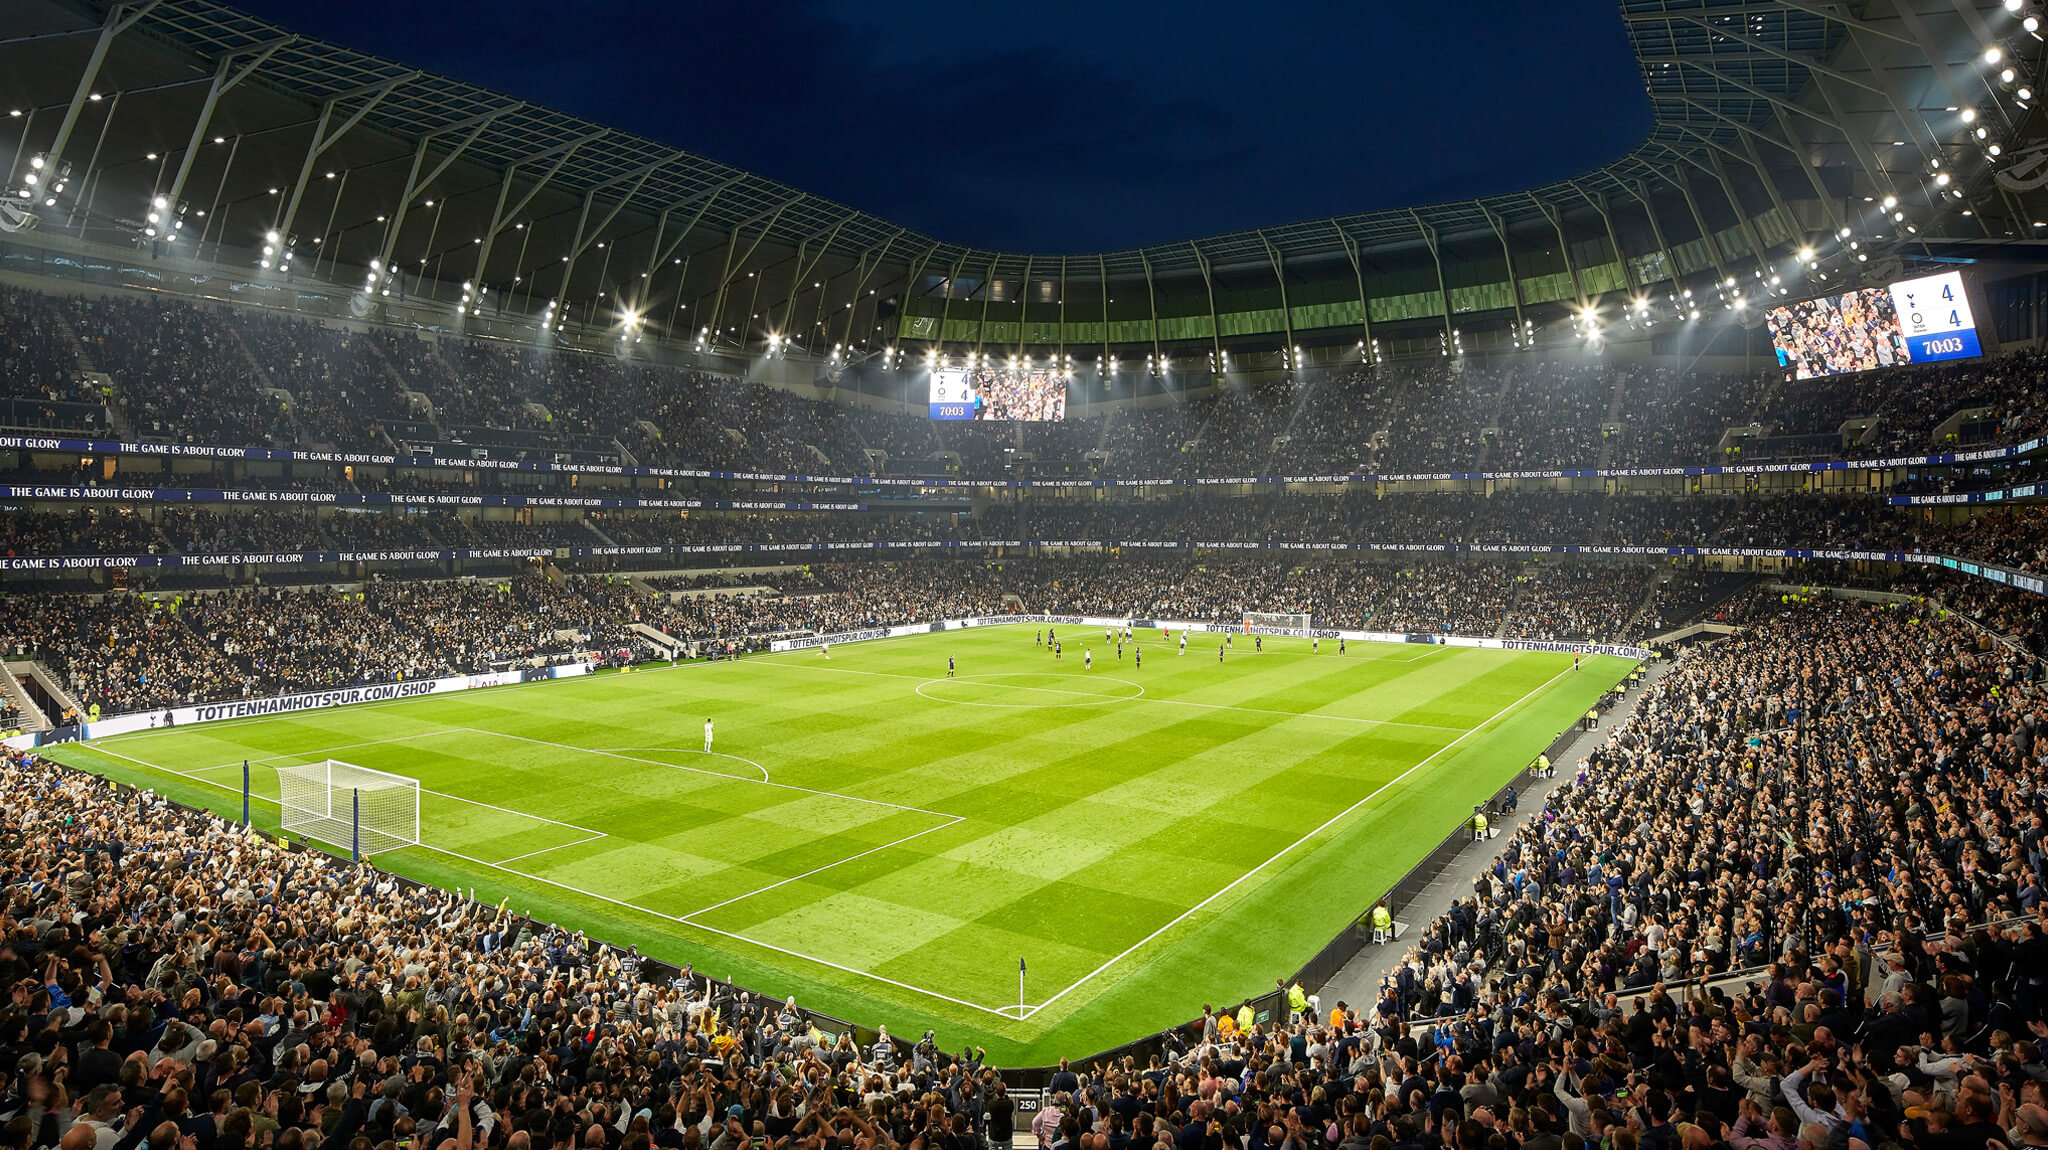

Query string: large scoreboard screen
1766 271 1983 380
1888 271 1982 363
928 366 1068 421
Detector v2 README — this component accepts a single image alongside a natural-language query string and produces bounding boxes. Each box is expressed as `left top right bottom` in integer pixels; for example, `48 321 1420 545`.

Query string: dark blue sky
234 0 1652 253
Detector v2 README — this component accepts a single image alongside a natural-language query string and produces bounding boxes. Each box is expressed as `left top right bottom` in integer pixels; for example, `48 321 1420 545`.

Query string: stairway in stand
51 307 136 439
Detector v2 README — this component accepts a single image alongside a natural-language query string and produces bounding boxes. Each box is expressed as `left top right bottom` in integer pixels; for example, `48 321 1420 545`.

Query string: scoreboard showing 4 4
1888 271 1982 364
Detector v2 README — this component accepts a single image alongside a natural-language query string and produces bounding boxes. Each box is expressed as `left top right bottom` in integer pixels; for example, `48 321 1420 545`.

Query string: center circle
915 673 1145 708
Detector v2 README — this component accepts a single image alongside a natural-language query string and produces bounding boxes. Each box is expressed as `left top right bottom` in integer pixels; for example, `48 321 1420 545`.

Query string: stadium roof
0 0 2035 360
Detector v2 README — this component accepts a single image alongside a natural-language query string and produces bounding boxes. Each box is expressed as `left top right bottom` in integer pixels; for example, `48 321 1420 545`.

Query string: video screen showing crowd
927 365 1068 421
1767 289 1912 379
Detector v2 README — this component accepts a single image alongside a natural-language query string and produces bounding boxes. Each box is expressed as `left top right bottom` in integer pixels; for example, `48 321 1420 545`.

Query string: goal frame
1243 612 1313 632
277 759 421 856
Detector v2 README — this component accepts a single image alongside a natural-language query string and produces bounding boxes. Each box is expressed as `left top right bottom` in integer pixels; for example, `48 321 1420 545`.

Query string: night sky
232 0 1652 253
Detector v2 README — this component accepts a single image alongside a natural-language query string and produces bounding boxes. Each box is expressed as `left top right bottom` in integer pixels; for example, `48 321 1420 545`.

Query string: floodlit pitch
49 625 1632 1063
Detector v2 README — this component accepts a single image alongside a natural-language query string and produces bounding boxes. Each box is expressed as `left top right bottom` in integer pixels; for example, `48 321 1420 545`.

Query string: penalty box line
87 733 1004 1019
451 730 970 929
80 727 1009 1018
348 737 1007 1021
414 836 1018 1022
1017 661 1581 1020
86 735 610 869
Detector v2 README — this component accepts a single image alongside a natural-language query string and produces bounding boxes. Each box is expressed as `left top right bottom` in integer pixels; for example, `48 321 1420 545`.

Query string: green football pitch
48 625 1633 1063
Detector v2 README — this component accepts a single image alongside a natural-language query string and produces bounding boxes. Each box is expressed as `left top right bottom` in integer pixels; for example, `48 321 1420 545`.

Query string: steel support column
1334 224 1375 359
1531 195 1585 307
1572 182 1637 296
1191 241 1224 372
1140 251 1162 371
1262 232 1296 366
556 158 669 312
67 90 118 230
973 254 998 357
275 73 416 271
1412 211 1454 349
1014 255 1034 361
833 230 904 352
1483 206 1529 343
1668 164 1734 285
1707 151 1773 273
704 196 804 346
40 1 161 195
160 37 292 237
470 130 604 296
373 104 518 285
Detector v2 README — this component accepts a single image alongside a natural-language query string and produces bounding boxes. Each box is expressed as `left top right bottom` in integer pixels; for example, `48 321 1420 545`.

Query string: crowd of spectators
1500 565 1656 642
0 576 658 713
20 490 2048 580
61 296 292 446
0 286 108 434
1490 363 1613 470
14 287 2048 477
231 313 393 449
1381 590 2047 1036
0 510 163 558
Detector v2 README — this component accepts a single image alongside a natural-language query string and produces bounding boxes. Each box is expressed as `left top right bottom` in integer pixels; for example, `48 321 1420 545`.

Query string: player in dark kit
947 656 955 678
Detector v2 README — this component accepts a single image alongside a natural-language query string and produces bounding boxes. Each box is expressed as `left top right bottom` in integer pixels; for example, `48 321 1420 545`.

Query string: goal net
1244 612 1312 632
278 760 421 855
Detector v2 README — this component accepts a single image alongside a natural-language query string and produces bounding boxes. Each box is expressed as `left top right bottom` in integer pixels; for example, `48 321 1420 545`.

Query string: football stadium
3 0 2048 1144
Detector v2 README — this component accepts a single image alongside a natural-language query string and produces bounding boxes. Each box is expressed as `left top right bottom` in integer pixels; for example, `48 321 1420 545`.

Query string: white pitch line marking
913 674 1145 708
1018 662 1578 1019
492 831 611 865
590 747 771 784
677 812 965 921
464 729 953 819
752 660 1471 732
80 740 1019 1019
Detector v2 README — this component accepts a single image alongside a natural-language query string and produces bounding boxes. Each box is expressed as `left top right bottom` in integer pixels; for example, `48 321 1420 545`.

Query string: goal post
1244 612 1312 633
277 760 421 858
